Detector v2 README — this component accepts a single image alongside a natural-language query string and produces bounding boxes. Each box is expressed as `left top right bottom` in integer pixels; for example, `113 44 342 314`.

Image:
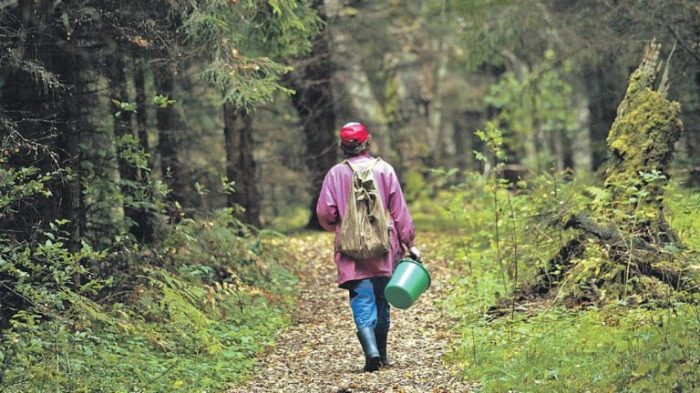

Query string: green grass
665 185 700 251
448 304 700 392
416 176 700 392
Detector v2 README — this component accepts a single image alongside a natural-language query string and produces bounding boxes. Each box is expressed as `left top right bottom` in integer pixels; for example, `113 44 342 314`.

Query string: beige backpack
337 158 391 259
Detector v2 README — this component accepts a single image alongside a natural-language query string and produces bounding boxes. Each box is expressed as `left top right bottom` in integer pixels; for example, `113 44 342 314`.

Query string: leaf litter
225 233 475 393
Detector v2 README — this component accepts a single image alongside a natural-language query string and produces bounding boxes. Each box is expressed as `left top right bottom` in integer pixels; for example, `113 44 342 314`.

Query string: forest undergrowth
0 210 301 393
414 170 700 392
3 169 700 392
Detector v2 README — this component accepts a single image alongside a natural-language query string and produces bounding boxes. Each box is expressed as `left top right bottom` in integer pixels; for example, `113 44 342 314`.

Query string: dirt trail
226 233 475 393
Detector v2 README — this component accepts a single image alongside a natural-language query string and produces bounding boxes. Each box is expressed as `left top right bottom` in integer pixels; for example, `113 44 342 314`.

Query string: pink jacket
316 153 416 287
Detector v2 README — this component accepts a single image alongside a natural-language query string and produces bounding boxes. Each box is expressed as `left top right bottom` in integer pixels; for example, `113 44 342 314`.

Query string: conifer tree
180 0 322 226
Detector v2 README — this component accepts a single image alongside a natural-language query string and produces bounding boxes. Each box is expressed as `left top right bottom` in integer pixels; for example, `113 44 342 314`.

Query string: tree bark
58 63 85 253
454 110 483 179
130 55 155 242
154 62 187 208
570 93 592 172
133 55 150 157
41 6 87 253
603 40 682 207
428 37 450 168
106 54 155 243
686 70 700 187
110 56 135 183
223 103 261 228
323 0 393 160
289 0 338 230
110 55 137 220
583 55 621 171
551 129 565 171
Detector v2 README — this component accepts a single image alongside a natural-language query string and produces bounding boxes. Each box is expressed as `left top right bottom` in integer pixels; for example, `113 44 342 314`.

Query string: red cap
339 122 369 144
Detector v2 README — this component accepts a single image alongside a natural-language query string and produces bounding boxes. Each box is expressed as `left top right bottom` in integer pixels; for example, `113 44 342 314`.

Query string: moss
607 89 682 177
605 40 683 203
604 70 683 218
383 74 401 123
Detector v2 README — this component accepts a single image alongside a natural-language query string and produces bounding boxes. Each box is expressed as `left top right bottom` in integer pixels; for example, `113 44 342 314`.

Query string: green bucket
384 258 431 309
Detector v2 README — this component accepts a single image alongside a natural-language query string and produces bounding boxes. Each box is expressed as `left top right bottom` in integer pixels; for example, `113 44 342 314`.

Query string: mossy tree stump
533 40 698 302
604 40 682 241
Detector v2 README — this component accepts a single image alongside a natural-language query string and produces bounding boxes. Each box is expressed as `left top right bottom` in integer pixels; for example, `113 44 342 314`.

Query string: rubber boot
356 327 381 372
375 330 390 367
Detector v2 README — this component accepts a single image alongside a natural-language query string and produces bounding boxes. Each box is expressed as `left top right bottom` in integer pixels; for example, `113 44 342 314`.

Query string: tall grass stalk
451 215 474 274
507 193 519 321
492 183 507 292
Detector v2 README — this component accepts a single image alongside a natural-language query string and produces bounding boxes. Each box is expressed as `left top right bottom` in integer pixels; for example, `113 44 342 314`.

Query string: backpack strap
368 157 381 171
344 159 357 174
345 157 381 173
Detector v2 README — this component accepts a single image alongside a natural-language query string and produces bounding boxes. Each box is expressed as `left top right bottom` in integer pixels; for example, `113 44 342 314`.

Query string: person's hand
408 246 422 262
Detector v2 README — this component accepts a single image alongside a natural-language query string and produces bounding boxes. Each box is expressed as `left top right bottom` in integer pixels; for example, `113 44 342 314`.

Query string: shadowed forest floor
226 233 475 393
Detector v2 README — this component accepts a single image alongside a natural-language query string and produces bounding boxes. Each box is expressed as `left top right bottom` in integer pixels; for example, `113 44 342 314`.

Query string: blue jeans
347 277 391 333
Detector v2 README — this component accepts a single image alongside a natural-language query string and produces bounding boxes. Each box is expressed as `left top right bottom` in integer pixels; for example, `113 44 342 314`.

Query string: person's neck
352 151 370 158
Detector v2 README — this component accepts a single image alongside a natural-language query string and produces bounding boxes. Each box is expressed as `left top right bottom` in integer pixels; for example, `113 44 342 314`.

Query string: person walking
316 121 421 372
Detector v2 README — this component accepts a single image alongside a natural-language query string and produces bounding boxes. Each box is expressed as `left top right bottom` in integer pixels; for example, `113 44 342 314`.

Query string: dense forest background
2 1 700 392
3 0 700 237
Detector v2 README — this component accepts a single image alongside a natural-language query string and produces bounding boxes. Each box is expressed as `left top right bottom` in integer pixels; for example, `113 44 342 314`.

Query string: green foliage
447 304 700 392
485 49 577 169
268 205 310 233
0 220 107 319
445 0 520 70
556 169 698 302
0 166 58 215
1 2 320 388
412 167 700 393
402 169 430 203
0 133 61 222
474 121 506 163
79 122 167 248
111 99 138 118
181 0 323 108
666 186 700 251
151 95 176 109
0 211 298 392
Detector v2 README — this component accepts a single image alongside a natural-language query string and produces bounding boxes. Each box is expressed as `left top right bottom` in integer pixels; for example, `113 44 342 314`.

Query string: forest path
226 232 475 393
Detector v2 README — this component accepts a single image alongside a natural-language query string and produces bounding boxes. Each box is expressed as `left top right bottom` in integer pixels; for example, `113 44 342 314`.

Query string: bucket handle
407 255 424 265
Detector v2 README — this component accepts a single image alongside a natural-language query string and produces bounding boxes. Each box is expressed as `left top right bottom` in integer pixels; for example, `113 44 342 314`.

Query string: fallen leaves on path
226 233 475 393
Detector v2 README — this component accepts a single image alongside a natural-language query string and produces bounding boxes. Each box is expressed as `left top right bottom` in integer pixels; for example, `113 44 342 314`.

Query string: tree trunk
570 93 592 172
603 40 682 209
133 55 150 157
130 56 155 242
454 110 483 180
323 0 393 160
45 14 87 253
58 65 85 253
583 55 622 171
223 103 261 228
428 37 450 168
685 70 700 187
110 56 135 183
551 129 565 171
106 54 155 243
289 0 339 230
109 55 138 229
154 62 187 208
337 45 392 157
